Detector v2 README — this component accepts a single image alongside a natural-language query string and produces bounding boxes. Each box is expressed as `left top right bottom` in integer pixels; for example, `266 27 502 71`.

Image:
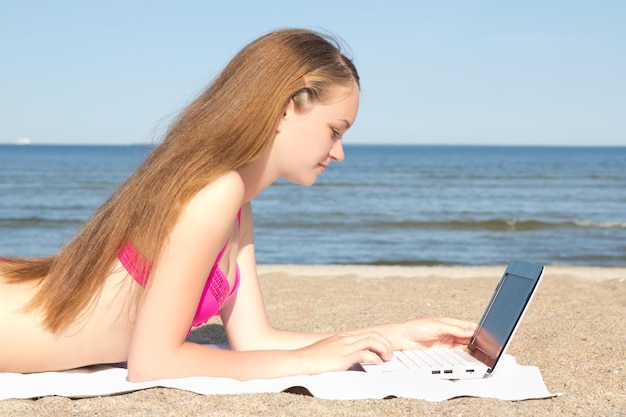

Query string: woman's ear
276 97 295 133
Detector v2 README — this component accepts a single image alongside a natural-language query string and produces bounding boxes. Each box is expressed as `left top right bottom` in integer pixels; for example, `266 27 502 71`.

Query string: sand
1 265 624 416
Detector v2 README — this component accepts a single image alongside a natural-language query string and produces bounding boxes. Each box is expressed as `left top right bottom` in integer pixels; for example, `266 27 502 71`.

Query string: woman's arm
125 174 391 381
126 172 258 381
220 203 333 351
220 204 475 375
126 174 474 381
220 203 394 374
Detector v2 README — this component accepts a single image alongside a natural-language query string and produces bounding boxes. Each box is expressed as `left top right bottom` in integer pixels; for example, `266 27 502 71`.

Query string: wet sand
1 265 624 416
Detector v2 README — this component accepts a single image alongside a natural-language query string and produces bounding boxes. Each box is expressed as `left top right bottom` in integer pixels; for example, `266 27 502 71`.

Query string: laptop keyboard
396 349 477 370
365 349 484 374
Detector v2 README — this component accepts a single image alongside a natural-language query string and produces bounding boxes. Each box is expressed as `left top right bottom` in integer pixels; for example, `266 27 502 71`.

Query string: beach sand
1 265 624 416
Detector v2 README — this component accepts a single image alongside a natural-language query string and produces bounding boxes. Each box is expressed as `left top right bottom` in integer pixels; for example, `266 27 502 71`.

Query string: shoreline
257 264 626 281
1 265 624 416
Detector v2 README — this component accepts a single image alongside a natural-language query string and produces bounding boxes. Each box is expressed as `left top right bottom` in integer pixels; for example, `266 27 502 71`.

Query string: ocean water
0 144 624 266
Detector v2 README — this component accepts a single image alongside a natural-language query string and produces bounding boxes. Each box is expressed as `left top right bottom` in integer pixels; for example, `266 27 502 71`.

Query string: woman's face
273 84 359 186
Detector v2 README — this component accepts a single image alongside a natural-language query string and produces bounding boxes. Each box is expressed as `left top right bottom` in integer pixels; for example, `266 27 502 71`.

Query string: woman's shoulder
213 170 245 191
187 171 245 216
197 171 245 200
173 171 245 240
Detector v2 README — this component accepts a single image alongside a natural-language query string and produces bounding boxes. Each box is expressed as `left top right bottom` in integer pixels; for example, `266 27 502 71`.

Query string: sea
0 144 624 266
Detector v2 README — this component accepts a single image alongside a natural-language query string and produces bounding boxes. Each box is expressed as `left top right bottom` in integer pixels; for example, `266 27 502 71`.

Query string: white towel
0 354 558 402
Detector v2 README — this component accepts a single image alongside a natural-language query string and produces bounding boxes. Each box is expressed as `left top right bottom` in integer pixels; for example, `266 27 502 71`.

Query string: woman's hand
390 317 477 352
293 317 475 374
296 331 394 374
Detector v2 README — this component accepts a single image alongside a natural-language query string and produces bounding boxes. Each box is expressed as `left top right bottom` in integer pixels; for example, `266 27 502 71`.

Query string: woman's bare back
0 262 138 373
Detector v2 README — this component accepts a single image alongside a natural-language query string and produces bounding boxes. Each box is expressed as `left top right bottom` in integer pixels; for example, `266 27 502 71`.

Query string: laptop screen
469 263 543 370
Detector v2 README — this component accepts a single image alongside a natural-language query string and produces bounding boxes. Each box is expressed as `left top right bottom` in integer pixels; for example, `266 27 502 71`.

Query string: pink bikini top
118 210 241 330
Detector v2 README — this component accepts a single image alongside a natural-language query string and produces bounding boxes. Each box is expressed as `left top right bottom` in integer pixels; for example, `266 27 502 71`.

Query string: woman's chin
283 174 319 187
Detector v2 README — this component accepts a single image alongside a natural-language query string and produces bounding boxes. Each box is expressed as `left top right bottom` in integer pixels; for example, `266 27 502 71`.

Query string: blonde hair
1 28 360 333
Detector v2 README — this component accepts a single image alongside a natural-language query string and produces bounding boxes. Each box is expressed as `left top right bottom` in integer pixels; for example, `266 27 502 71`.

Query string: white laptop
361 260 545 379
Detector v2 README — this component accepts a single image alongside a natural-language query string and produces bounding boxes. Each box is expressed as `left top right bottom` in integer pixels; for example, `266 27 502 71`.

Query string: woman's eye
331 129 340 138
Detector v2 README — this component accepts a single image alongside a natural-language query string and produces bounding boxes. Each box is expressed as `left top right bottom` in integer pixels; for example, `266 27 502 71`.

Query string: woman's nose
330 140 345 162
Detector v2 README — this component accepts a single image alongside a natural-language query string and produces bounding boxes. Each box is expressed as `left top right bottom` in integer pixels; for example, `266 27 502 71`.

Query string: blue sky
1 1 624 146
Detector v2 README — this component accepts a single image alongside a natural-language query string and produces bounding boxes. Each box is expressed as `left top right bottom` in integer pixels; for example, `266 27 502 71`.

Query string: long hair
1 28 360 333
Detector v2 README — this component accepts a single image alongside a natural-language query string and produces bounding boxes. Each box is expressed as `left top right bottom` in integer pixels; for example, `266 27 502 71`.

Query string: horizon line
1 142 624 148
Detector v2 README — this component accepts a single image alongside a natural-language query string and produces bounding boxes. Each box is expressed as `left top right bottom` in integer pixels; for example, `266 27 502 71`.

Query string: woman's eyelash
331 128 341 138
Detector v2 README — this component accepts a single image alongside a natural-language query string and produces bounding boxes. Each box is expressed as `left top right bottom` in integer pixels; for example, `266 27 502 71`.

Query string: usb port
466 369 475 373
432 370 441 374
444 370 453 374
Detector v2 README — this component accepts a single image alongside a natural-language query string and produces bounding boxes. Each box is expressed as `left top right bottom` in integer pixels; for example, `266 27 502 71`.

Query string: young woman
0 28 475 382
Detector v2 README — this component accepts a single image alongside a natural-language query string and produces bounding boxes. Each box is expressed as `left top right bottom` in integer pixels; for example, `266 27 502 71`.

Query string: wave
356 254 626 267
265 218 626 232
396 219 558 232
0 216 84 228
364 219 626 232
6 215 623 233
573 221 626 229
